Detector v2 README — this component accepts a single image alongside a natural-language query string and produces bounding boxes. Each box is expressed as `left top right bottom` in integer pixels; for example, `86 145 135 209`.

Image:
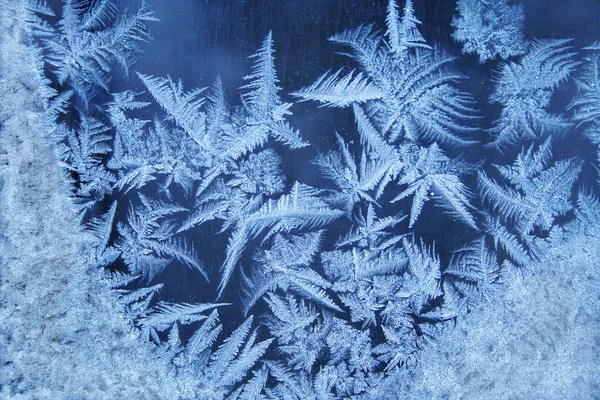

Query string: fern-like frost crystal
452 0 527 63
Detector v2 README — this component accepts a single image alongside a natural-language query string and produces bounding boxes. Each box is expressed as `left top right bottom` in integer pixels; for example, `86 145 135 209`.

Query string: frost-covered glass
1 0 599 398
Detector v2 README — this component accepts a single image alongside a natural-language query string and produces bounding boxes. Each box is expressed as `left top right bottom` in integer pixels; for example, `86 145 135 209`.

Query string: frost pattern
490 40 579 149
9 0 599 398
29 0 157 106
452 0 527 63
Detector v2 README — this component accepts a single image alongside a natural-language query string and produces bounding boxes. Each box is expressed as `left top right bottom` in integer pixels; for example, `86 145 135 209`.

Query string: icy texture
1 0 599 398
0 4 198 397
452 0 527 63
